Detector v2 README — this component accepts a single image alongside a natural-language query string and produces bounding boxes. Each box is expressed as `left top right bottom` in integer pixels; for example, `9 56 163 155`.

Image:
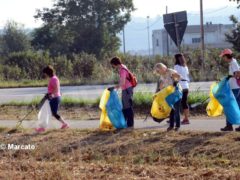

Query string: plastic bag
106 90 127 129
99 89 113 130
37 100 52 128
206 83 223 117
151 85 175 120
166 85 182 108
213 78 240 124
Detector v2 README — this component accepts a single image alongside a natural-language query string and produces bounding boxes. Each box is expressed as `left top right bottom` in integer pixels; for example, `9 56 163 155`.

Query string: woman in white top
174 54 190 124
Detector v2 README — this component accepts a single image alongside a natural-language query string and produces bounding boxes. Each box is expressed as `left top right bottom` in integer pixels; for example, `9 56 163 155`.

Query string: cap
219 49 233 57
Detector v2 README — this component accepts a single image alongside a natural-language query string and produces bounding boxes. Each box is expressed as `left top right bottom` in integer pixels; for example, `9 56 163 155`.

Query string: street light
166 0 169 56
147 16 150 60
122 27 126 54
200 0 205 66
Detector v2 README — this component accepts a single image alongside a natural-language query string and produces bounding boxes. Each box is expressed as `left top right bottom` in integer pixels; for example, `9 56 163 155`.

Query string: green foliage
133 92 153 108
32 0 135 57
225 15 240 52
0 47 229 84
3 50 51 80
0 21 31 55
72 53 97 79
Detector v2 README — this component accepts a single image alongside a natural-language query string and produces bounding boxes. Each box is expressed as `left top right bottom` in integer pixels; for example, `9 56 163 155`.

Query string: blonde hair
154 63 167 74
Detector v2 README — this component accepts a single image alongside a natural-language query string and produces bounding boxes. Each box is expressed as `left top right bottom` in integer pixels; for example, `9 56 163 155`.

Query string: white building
152 23 234 56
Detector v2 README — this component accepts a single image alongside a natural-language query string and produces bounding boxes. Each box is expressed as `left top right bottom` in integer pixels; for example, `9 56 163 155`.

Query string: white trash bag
37 100 52 128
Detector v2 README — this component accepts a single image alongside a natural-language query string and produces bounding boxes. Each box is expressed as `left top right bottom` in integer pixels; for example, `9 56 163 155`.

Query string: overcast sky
0 0 238 28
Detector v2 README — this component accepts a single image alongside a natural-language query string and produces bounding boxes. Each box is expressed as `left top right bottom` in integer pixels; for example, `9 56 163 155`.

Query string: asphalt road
0 82 213 104
0 116 232 132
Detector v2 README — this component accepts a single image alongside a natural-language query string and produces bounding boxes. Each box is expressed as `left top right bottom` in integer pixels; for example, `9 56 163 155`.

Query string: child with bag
35 65 69 133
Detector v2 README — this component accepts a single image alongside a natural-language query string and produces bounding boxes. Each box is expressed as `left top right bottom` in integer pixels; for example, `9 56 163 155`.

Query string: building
152 23 234 56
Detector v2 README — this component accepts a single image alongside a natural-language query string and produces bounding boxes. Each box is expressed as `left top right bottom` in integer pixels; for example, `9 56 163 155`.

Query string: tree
229 0 240 7
225 16 240 52
32 0 135 57
0 21 31 56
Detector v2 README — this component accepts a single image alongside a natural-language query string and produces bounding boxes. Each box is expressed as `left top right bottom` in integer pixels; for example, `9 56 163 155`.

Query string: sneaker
220 126 233 131
235 126 240 131
35 127 45 133
181 119 190 125
61 123 69 129
174 127 180 131
167 127 174 131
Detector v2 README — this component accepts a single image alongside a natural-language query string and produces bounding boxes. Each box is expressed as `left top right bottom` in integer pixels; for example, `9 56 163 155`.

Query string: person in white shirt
174 54 190 124
219 49 240 131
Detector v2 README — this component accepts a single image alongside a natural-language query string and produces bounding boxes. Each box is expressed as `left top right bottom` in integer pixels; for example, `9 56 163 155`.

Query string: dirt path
0 116 233 132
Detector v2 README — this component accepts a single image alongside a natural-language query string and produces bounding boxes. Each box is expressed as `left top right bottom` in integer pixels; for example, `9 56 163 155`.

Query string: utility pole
166 2 169 56
123 27 126 54
147 16 151 61
200 0 205 66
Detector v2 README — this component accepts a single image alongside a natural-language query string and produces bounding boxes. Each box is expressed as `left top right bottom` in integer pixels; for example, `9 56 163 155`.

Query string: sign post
163 11 188 52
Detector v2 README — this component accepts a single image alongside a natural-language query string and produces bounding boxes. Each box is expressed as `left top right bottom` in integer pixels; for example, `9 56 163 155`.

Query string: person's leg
122 87 134 128
220 89 240 131
168 109 174 131
175 100 181 130
181 89 190 124
50 97 68 128
124 107 134 127
232 89 240 131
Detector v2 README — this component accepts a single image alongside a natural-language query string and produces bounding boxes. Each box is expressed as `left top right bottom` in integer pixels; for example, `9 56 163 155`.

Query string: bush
4 50 51 79
72 53 97 79
2 65 22 80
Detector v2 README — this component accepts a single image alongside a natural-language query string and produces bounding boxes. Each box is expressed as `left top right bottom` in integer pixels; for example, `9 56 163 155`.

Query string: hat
219 49 233 57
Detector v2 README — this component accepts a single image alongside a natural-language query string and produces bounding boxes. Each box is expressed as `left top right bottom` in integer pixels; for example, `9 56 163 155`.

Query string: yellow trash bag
99 89 113 130
151 85 175 120
206 83 223 117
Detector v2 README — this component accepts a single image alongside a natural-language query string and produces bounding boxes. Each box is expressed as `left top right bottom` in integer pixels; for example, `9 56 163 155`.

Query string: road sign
163 11 188 51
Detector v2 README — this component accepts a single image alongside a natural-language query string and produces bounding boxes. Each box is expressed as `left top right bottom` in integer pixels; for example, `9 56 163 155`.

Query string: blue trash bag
106 90 127 129
166 85 183 109
213 77 240 125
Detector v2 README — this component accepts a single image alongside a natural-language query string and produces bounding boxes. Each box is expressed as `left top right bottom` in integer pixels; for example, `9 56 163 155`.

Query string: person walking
174 53 190 124
36 65 69 133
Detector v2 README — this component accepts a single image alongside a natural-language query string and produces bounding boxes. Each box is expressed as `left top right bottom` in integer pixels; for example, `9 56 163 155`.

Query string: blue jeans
169 100 181 128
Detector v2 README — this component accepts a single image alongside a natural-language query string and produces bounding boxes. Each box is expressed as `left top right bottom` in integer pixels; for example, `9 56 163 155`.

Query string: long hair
174 53 187 67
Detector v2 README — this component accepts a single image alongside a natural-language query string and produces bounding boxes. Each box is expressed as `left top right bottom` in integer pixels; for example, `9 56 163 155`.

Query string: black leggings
181 89 189 110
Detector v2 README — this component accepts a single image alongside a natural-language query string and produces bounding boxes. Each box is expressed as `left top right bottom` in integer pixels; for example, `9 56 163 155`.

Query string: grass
2 91 209 108
2 96 100 108
0 91 209 120
0 129 240 179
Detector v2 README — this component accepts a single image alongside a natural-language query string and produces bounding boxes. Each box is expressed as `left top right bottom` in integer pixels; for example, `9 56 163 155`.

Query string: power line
190 6 229 15
127 16 163 31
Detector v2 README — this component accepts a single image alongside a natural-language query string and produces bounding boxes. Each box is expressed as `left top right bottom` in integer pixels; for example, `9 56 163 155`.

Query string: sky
0 0 238 28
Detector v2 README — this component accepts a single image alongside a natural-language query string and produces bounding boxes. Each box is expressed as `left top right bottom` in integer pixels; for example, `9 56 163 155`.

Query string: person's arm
170 69 181 81
115 78 126 89
231 60 240 79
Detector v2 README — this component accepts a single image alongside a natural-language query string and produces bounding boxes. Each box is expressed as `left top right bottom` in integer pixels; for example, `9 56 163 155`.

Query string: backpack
121 67 138 88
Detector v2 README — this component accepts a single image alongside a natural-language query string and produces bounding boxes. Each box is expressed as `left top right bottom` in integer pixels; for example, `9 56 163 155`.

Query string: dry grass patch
0 129 240 179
